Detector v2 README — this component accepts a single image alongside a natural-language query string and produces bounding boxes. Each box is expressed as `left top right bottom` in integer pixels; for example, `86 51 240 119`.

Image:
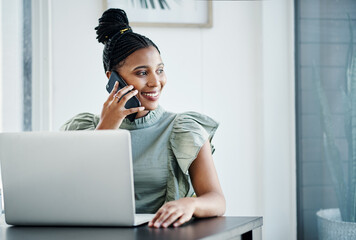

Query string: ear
106 71 111 79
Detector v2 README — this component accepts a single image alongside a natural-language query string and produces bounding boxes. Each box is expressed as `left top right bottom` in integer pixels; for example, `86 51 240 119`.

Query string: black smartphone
106 71 141 122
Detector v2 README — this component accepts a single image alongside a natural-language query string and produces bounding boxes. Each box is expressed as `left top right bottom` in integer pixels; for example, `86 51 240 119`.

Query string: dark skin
96 46 226 227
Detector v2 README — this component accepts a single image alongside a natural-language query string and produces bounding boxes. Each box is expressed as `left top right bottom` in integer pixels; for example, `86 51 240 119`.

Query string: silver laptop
0 130 154 226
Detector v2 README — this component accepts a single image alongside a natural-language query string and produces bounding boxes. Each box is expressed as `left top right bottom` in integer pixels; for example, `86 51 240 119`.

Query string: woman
61 8 225 228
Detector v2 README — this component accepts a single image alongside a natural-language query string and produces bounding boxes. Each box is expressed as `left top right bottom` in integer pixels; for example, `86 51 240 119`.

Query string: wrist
188 196 198 214
95 119 120 130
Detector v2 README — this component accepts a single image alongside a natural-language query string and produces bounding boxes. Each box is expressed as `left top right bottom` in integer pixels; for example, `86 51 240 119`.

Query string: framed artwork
104 0 213 28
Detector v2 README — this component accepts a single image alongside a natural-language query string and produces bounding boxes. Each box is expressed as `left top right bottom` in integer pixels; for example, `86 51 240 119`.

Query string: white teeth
142 92 159 97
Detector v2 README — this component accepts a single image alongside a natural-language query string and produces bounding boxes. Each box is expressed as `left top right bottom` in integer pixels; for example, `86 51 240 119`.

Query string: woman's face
108 46 166 118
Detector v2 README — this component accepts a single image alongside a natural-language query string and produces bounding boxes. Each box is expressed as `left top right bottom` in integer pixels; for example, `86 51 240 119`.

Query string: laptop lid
0 130 138 226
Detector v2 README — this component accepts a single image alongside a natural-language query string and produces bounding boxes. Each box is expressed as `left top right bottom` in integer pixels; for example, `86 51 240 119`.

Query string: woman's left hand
148 198 196 228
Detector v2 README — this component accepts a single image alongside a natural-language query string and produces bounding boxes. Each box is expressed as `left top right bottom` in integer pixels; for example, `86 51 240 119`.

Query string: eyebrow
133 63 164 71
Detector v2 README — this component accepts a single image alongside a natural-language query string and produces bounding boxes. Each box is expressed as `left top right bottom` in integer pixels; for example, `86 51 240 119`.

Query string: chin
142 102 159 111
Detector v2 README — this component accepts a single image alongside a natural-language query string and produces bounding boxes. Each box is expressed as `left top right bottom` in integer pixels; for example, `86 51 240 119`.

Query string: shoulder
170 111 219 174
172 111 219 135
60 112 100 131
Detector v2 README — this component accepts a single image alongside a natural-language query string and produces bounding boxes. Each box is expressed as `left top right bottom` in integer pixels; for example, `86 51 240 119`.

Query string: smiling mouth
141 92 159 97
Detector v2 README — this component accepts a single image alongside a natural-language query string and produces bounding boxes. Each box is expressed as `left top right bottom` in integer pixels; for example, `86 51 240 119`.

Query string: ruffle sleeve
170 112 219 175
60 113 100 131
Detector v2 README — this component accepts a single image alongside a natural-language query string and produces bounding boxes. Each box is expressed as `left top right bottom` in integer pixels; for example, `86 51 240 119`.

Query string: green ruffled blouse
60 105 218 213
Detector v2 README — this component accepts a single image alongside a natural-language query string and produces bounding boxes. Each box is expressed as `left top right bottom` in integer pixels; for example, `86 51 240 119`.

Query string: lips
141 92 159 97
141 91 160 101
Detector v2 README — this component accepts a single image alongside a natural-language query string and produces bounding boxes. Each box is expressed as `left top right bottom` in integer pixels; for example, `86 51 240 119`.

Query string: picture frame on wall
104 0 213 28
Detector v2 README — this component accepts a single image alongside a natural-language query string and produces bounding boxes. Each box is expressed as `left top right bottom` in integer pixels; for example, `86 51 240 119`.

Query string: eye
157 68 164 74
136 71 147 76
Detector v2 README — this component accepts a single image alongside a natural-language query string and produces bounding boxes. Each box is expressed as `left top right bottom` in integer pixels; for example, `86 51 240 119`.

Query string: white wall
1 0 296 239
262 0 296 239
50 0 104 129
0 0 3 218
1 0 23 132
0 0 2 132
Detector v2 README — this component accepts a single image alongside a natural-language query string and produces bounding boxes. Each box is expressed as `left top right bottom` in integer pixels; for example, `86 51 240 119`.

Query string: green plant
315 16 356 222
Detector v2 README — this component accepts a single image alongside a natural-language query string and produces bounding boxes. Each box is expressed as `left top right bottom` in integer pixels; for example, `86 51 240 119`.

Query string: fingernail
163 223 168 228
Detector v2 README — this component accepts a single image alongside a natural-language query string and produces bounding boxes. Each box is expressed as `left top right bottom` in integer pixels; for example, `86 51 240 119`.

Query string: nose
147 74 160 87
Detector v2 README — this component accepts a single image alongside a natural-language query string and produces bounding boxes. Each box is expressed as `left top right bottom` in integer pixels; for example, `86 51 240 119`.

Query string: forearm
188 141 226 218
149 192 225 228
191 191 226 218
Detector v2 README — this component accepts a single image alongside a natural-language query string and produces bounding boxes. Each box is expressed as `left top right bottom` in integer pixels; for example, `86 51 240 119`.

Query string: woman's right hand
95 81 145 130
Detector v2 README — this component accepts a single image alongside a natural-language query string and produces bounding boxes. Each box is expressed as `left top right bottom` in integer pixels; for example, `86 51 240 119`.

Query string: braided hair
95 8 160 72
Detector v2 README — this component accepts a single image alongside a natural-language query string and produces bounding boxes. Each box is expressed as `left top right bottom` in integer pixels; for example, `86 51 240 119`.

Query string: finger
104 81 119 105
113 85 134 101
108 81 119 99
116 89 138 104
123 106 145 116
173 214 192 227
153 208 175 228
149 211 163 227
161 212 183 228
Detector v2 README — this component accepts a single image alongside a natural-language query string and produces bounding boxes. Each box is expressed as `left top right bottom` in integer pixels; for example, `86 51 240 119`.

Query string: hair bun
95 8 131 44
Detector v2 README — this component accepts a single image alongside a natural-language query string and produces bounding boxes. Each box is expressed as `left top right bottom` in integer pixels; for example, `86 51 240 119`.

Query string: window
296 0 356 239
